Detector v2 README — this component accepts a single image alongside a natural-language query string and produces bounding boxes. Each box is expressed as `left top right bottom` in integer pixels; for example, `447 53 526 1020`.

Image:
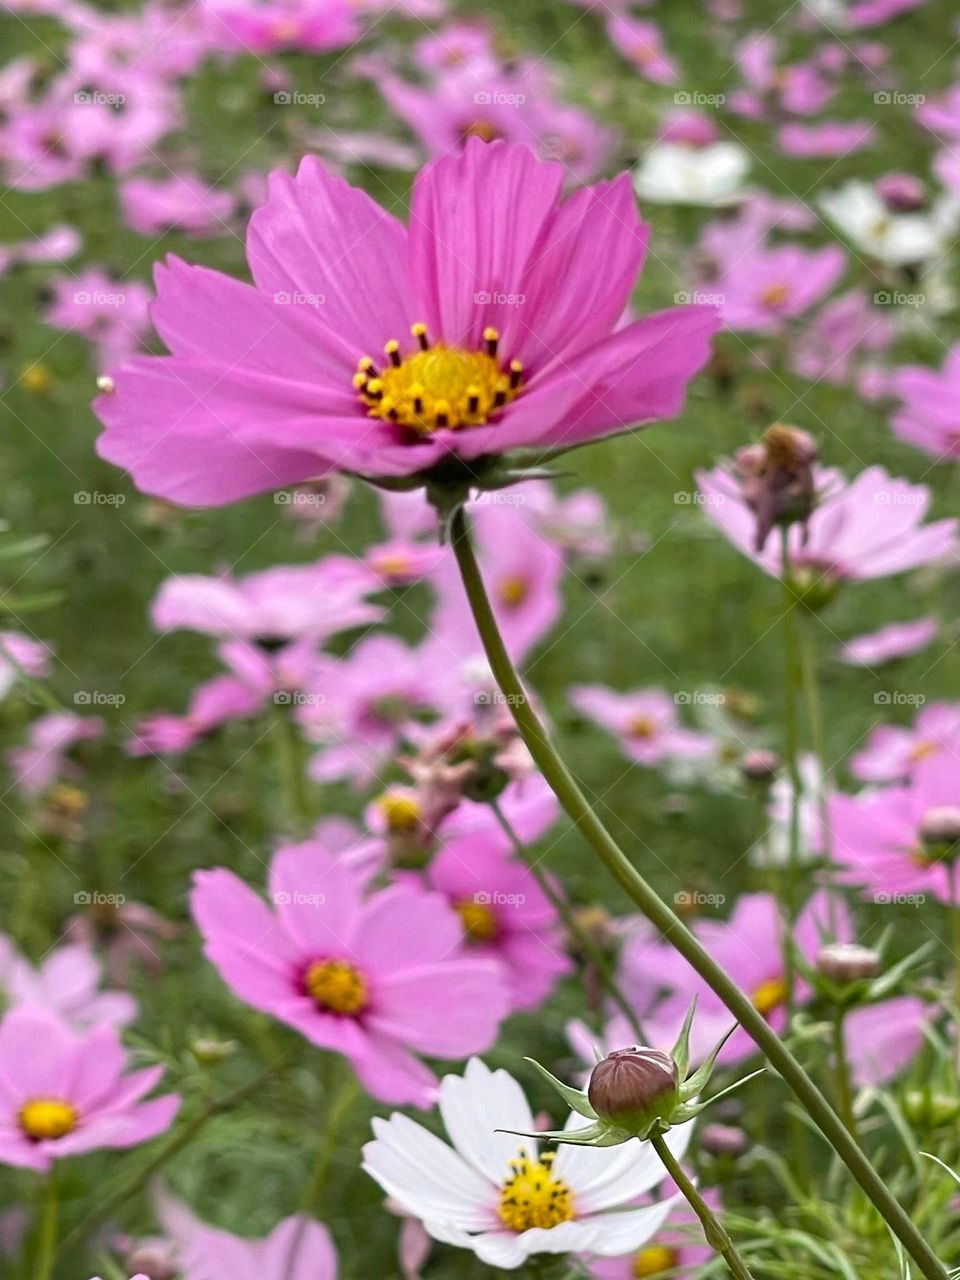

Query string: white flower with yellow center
362 1058 690 1270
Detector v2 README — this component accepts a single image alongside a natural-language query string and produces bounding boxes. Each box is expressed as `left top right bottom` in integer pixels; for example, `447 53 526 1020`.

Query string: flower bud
816 943 880 984
903 1089 960 1130
740 750 779 783
735 423 818 553
587 1046 680 1135
919 806 960 857
701 1122 747 1157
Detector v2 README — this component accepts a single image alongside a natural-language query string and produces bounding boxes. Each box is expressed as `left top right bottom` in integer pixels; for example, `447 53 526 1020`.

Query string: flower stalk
649 1128 754 1280
449 503 947 1280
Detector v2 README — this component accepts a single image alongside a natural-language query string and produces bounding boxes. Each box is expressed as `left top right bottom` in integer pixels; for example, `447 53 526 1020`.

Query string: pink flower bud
816 943 879 983
587 1046 680 1133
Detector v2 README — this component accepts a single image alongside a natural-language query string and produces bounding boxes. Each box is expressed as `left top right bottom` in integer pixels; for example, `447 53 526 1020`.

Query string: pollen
304 959 368 1015
497 575 530 608
760 282 791 309
633 1245 678 1277
376 790 422 832
628 714 658 740
752 976 787 1016
355 324 522 434
498 1148 575 1233
456 899 499 942
909 740 938 763
19 1098 78 1141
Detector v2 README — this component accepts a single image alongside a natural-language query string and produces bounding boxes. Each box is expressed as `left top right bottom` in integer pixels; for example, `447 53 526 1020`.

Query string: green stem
779 540 804 999
34 1173 58 1280
947 863 960 1013
449 506 946 1280
798 615 837 933
490 799 646 1041
59 1062 280 1256
650 1130 754 1280
832 1007 857 1139
273 704 311 836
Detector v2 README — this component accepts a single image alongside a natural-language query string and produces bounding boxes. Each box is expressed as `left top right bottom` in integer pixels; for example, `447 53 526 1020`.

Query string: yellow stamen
376 790 422 832
760 282 791 309
633 1245 678 1277
304 959 368 1014
462 121 500 143
752 976 787 1016
628 714 658 740
20 1098 78 1141
909 740 938 763
456 899 498 942
20 363 52 394
498 1149 575 1232
356 324 521 434
498 575 529 608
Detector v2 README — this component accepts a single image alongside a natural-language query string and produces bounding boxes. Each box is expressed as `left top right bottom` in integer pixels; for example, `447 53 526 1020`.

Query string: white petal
439 1057 536 1183
362 1114 493 1230
554 1118 694 1213
580 1195 683 1256
470 1229 533 1269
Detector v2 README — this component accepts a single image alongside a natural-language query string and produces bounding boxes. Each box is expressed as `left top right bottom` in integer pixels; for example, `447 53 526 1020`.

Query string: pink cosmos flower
730 33 836 118
837 618 938 668
918 86 960 140
850 700 960 782
844 996 928 1087
620 891 847 1064
300 634 440 787
832 753 960 903
0 935 136 1028
191 841 509 1106
707 241 847 333
788 290 893 391
696 464 958 584
429 496 564 665
201 0 360 53
7 711 103 795
776 120 874 157
157 1189 338 1280
891 344 960 461
847 0 927 25
605 17 677 83
569 685 715 767
119 174 235 237
127 673 263 756
584 1183 722 1278
0 1005 178 1170
94 140 718 506
150 561 380 643
421 830 571 1011
44 268 152 372
0 631 51 699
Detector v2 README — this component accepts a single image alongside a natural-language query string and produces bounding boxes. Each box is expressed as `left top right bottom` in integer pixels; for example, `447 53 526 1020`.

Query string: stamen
385 339 402 368
509 359 523 390
484 326 500 357
411 322 429 350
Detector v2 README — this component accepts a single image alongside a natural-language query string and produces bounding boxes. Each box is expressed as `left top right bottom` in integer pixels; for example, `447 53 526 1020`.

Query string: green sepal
496 1122 630 1148
678 1022 738 1101
522 1057 597 1119
670 997 698 1079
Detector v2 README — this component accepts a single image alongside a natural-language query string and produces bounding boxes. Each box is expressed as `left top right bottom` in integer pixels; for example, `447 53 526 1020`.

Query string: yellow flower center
376 790 422 832
356 324 522 434
629 714 658 740
304 960 368 1014
19 1098 78 1141
20 363 52 394
752 976 787 1016
760 282 791 309
498 575 530 608
909 740 938 763
498 1149 575 1232
456 899 498 942
633 1245 679 1277
461 120 500 143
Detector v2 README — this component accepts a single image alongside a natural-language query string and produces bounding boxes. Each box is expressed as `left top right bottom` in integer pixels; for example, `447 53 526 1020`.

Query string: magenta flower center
19 1097 78 1141
304 959 368 1014
355 324 523 434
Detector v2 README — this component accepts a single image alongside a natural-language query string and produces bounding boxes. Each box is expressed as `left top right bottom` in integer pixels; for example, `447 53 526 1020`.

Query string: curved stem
449 506 946 1280
832 1007 857 1139
650 1130 754 1280
490 799 646 1041
34 1173 58 1280
779 543 804 1009
273 704 311 836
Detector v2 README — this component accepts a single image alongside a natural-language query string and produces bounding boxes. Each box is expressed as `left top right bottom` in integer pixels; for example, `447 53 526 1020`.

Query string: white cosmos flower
633 142 750 207
362 1057 690 1270
819 180 960 266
